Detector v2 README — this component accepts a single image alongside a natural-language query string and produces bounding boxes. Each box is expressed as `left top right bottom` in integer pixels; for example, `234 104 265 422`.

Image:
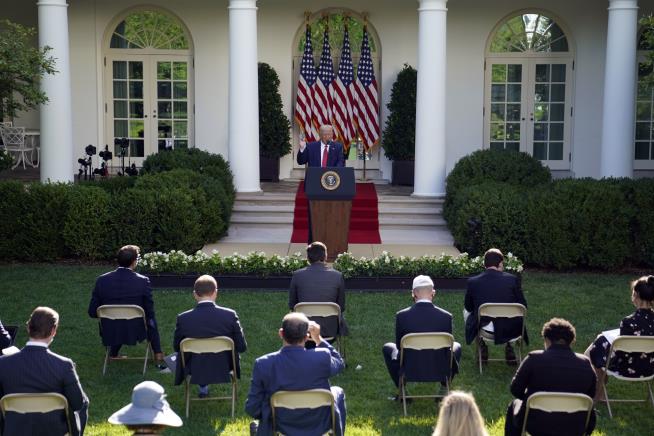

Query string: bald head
193 275 217 300
280 312 310 345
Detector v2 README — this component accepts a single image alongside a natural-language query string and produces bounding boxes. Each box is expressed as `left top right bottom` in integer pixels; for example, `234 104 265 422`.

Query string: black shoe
250 420 258 436
478 339 489 363
505 344 518 366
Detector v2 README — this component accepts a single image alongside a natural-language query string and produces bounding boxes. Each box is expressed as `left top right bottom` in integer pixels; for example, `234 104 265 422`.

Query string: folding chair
294 302 344 355
180 336 237 418
399 332 455 416
521 392 593 436
96 305 151 376
0 393 72 436
477 303 527 374
270 389 335 436
603 335 654 418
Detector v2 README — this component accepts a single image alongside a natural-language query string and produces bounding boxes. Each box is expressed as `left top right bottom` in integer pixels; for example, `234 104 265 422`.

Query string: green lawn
0 265 651 435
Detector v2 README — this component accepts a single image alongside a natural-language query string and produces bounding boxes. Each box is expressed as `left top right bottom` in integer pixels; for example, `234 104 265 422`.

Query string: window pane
173 101 188 119
490 142 504 150
158 120 172 138
158 102 172 119
492 64 506 83
549 142 563 160
129 120 145 138
637 102 652 121
535 84 549 103
505 142 520 152
113 61 127 79
637 83 653 100
113 101 127 118
129 62 143 80
491 123 505 140
533 142 547 160
173 62 188 80
114 120 128 137
175 140 189 149
113 81 127 99
158 82 172 99
129 101 144 118
506 104 521 121
158 62 171 80
173 82 188 99
635 142 650 160
129 81 143 99
506 123 520 140
551 84 565 102
129 139 144 157
550 123 564 141
534 123 548 141
551 64 566 82
174 121 188 138
491 104 505 122
550 104 564 122
507 84 521 102
534 104 549 122
636 122 651 140
491 84 506 102
535 64 549 82
507 64 522 82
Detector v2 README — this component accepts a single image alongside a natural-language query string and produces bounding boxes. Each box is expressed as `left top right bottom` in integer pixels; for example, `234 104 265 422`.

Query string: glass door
152 57 191 151
486 61 526 152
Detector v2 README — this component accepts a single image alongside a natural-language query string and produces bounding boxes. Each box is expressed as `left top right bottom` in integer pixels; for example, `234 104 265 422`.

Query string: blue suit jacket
87 268 155 346
464 269 529 345
296 141 345 168
0 346 89 436
396 302 458 382
245 341 344 436
173 302 247 385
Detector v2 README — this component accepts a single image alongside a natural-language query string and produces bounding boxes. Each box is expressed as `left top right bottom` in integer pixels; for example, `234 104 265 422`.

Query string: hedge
446 171 654 270
0 149 235 261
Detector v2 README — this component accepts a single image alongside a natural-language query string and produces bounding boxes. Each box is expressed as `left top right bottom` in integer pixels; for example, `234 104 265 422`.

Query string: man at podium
297 125 346 243
297 125 345 168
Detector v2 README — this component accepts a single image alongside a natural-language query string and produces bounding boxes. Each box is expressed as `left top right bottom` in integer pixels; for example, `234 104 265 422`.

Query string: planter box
147 273 467 291
259 156 280 182
391 160 414 186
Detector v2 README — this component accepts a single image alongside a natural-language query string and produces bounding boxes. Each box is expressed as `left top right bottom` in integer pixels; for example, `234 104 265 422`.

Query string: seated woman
585 275 654 401
432 391 488 436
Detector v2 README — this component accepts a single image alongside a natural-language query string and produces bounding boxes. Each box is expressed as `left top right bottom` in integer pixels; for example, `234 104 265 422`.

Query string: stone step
379 216 448 227
378 206 443 215
233 204 295 214
380 228 455 245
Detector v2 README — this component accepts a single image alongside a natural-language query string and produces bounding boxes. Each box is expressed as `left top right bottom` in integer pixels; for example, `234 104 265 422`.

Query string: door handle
153 115 157 119
144 115 148 118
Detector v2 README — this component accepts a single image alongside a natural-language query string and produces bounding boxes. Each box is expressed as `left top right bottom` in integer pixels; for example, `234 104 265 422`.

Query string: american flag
295 25 318 141
313 29 335 131
332 27 356 153
353 27 380 149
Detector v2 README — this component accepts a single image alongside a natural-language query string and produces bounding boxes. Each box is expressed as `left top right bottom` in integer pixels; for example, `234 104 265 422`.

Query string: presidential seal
320 171 341 191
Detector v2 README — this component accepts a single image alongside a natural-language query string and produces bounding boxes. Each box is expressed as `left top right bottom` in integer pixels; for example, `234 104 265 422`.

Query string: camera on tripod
98 144 112 162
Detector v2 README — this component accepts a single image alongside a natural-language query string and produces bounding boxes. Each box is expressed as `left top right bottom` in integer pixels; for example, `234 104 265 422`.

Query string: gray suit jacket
289 263 348 336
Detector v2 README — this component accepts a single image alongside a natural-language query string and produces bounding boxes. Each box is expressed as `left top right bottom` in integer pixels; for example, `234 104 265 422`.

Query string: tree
381 64 417 161
0 20 56 118
258 63 291 159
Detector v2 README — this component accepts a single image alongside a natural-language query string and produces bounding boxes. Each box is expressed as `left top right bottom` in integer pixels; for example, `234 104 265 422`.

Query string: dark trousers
382 342 462 388
110 318 162 356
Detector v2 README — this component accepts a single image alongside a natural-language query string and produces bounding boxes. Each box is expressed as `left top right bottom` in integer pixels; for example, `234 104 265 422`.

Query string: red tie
321 144 328 167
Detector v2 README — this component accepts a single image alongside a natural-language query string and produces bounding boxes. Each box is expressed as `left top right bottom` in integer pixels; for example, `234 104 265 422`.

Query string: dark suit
464 269 529 345
245 341 346 436
383 301 462 387
0 321 10 351
505 344 597 436
296 140 345 168
88 267 162 355
289 263 348 337
173 301 247 385
0 345 89 436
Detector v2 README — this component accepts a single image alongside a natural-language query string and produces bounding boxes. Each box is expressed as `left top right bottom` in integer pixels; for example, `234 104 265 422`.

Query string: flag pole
362 12 369 182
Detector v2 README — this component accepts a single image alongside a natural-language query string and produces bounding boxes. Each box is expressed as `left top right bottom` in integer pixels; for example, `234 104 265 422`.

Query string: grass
0 265 652 435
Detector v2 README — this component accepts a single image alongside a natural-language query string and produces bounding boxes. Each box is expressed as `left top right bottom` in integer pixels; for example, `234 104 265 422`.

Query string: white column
38 0 74 183
228 0 260 193
600 0 638 178
413 0 448 197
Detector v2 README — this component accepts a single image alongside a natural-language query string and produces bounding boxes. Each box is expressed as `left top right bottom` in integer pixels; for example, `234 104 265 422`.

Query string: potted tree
258 63 291 182
381 64 416 186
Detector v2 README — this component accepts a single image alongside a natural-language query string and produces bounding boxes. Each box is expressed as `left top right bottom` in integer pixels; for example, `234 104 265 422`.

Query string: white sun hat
108 381 182 428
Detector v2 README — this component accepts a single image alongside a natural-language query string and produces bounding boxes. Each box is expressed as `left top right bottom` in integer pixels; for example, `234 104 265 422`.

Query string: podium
305 167 356 262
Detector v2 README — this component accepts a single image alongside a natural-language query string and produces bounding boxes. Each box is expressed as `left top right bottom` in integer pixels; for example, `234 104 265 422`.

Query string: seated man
245 313 346 436
173 275 247 398
88 245 165 367
464 248 528 364
505 318 597 436
382 275 462 395
289 242 348 338
0 307 89 436
0 320 11 351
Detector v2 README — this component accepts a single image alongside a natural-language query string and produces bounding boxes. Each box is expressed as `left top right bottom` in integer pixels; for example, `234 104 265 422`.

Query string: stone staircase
222 184 454 245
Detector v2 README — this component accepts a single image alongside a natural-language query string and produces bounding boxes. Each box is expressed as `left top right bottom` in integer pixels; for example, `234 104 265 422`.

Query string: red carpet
291 182 382 244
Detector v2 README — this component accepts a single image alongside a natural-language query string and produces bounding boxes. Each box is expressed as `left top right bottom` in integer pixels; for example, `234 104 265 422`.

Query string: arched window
485 11 573 171
110 11 189 50
635 28 654 166
490 13 568 53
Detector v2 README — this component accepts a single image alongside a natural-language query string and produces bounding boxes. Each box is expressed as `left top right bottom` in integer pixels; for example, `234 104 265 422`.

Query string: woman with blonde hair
433 391 489 436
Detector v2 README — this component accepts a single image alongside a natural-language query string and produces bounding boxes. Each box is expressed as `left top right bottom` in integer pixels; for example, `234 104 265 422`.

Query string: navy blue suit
0 321 10 351
296 140 345 168
464 269 529 345
173 301 247 385
245 341 346 436
383 301 461 387
0 345 89 436
88 267 162 355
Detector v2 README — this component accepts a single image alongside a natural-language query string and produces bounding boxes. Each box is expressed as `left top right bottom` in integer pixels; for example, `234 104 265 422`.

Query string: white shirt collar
197 300 214 304
25 341 49 348
321 141 329 148
415 299 433 304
